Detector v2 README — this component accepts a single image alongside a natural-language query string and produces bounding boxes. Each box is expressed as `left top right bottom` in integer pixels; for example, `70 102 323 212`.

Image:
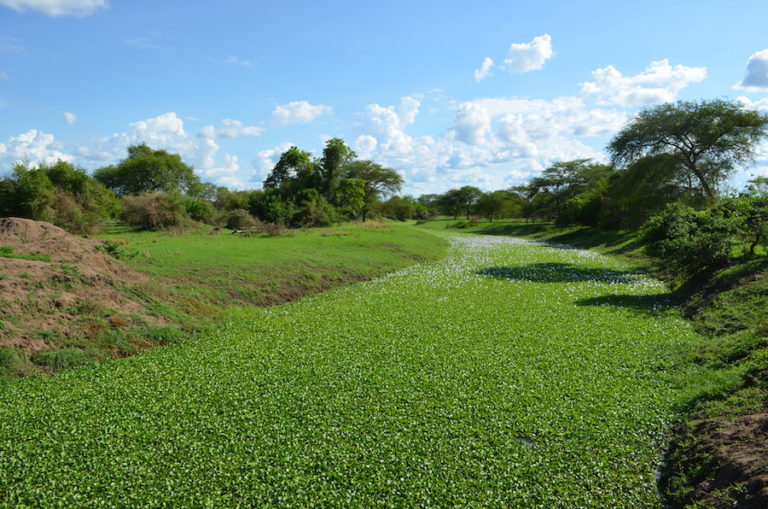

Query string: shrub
184 198 216 224
225 209 259 230
121 192 187 230
643 203 741 274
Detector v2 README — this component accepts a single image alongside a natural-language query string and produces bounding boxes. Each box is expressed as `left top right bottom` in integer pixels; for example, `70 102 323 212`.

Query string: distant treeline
1 98 766 273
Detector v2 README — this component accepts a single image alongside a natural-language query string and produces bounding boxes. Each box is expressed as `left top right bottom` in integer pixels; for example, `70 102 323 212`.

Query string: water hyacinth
0 233 717 507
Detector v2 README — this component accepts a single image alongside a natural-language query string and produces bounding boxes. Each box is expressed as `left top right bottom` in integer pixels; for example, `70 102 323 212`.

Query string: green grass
0 245 51 262
102 222 448 315
0 233 725 506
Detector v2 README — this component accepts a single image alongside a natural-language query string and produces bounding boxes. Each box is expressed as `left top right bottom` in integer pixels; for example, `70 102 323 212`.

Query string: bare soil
665 411 768 508
0 218 158 359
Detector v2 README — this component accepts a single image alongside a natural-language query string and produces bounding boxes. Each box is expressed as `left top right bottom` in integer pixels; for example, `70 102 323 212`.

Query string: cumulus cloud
0 0 107 17
474 57 494 82
357 96 422 156
272 101 332 126
62 111 76 125
501 34 553 73
352 94 625 194
737 96 768 111
580 59 707 106
1 129 72 166
734 49 768 92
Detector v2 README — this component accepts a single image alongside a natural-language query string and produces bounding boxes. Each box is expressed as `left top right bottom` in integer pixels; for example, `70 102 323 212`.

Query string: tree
263 146 317 193
608 99 768 201
319 138 356 204
455 186 483 219
94 144 200 196
474 190 524 221
344 160 403 221
524 159 610 223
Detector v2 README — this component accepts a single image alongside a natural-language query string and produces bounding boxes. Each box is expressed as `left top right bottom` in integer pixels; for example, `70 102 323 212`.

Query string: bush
225 209 259 230
121 192 187 230
643 203 741 274
184 198 216 224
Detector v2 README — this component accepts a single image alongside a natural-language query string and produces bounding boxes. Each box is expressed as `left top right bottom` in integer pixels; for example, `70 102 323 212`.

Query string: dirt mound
0 218 158 363
0 217 142 280
664 411 768 508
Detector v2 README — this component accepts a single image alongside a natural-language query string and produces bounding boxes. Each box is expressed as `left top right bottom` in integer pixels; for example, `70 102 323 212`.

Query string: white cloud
737 96 768 111
357 96 422 156
62 111 76 125
501 34 553 73
0 0 107 17
734 49 768 92
1 129 72 166
0 72 9 80
272 101 332 126
474 57 494 82
199 119 264 139
580 59 707 106
353 95 625 194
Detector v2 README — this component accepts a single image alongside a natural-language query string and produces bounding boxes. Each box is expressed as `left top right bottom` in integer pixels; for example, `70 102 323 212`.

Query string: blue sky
1 0 768 194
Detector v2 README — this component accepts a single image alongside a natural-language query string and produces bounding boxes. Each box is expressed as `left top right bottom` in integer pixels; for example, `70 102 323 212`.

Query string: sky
1 0 768 195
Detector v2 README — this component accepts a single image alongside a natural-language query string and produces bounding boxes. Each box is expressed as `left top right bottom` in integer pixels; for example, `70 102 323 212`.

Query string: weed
31 348 91 370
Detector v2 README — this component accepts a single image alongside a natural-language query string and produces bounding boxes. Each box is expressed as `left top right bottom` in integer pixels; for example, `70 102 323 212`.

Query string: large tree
94 144 200 196
344 160 403 221
608 99 768 201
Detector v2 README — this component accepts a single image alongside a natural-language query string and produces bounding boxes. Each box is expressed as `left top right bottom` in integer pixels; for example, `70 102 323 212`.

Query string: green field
0 231 729 506
103 222 448 315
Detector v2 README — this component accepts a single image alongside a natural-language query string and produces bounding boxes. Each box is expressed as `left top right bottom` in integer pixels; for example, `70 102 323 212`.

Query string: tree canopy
608 99 768 201
94 144 200 196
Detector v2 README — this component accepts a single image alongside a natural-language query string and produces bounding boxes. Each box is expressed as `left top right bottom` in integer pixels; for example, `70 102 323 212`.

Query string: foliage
183 197 216 224
344 160 403 221
224 209 259 230
121 192 187 230
94 144 201 196
0 161 120 233
643 203 740 275
608 99 768 201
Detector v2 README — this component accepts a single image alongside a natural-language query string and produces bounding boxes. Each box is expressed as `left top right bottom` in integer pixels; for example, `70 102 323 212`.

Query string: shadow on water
575 294 673 315
476 263 641 284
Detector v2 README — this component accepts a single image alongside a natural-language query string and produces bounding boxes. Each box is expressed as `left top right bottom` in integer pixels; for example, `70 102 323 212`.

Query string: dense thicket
0 161 120 233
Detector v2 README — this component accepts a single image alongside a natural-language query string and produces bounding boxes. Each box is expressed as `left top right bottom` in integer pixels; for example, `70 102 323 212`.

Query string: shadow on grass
474 222 645 256
476 263 640 283
575 293 672 315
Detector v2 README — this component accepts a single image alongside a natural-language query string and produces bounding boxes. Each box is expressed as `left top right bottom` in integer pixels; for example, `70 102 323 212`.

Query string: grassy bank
0 221 448 378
